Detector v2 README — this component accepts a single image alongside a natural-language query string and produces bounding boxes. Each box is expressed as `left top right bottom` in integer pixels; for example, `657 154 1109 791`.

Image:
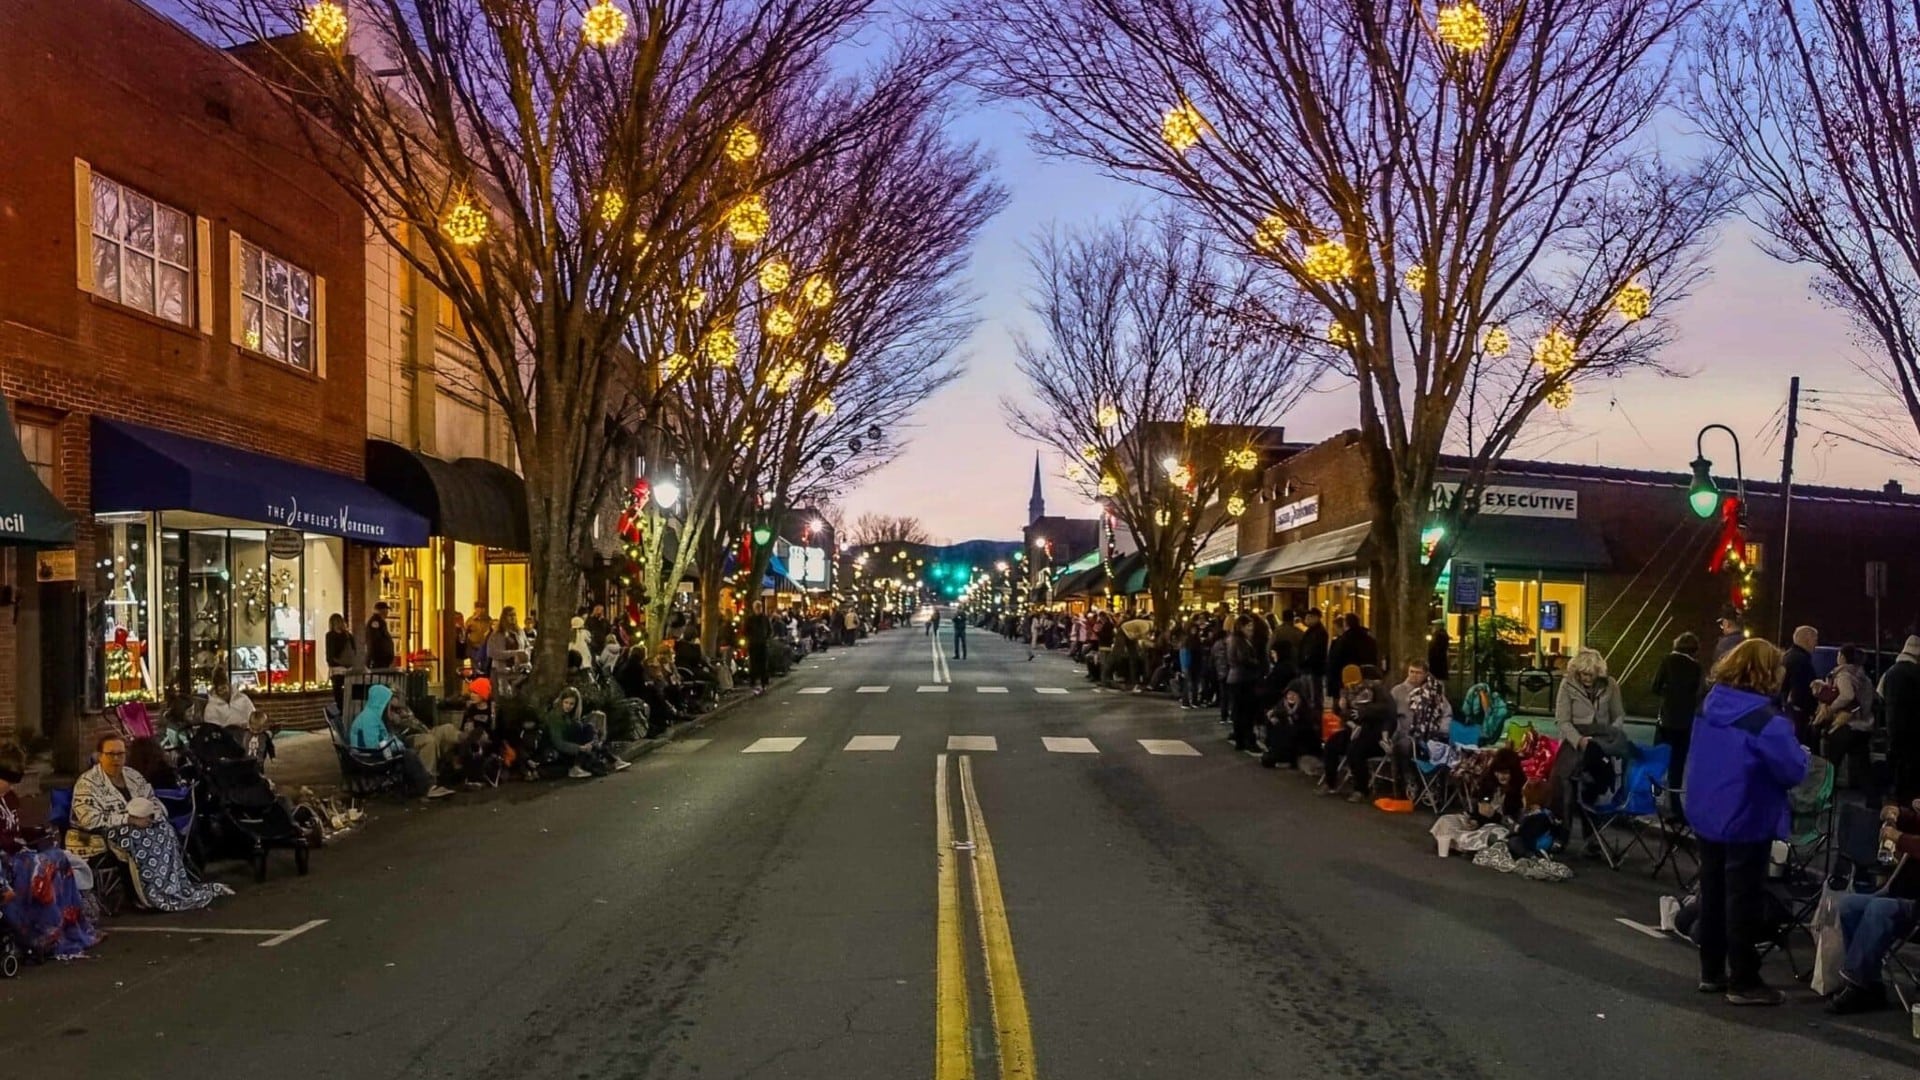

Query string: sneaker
1696 980 1727 994
1826 981 1888 1015
1658 895 1680 933
425 785 455 799
612 759 633 772
567 765 592 779
1725 983 1785 1006
1346 791 1369 804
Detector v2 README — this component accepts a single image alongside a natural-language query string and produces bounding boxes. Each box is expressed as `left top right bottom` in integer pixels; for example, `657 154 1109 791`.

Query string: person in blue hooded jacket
1682 638 1810 1006
349 684 450 799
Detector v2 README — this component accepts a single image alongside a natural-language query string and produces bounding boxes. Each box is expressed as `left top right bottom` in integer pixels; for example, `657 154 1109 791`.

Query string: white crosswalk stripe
976 686 1009 694
843 735 900 752
1138 739 1201 756
1042 736 1098 754
742 737 806 753
797 687 832 695
946 735 997 751
1035 688 1071 695
917 685 949 693
855 686 889 694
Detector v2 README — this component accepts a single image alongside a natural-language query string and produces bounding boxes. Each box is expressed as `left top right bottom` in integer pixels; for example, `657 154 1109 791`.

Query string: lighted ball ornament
1614 279 1652 322
1435 2 1492 51
1302 239 1355 283
758 258 792 293
442 197 488 247
1252 214 1290 253
304 0 348 48
1161 101 1208 152
725 124 761 163
821 341 848 366
725 195 770 245
582 0 630 47
1481 324 1511 357
800 274 835 309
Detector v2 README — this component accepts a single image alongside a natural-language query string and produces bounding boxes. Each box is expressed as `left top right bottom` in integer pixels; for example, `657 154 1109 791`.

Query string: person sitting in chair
1827 801 1920 1014
1318 665 1395 802
71 735 232 911
546 687 631 778
204 672 271 763
0 748 101 958
348 685 454 800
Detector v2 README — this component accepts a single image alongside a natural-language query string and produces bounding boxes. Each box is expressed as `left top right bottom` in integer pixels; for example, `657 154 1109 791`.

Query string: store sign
1449 559 1483 613
1431 484 1578 519
1272 495 1320 533
794 546 829 586
264 496 395 540
267 529 305 560
35 549 74 582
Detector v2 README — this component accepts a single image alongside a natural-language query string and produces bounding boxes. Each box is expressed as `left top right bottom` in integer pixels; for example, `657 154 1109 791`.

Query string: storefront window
1489 575 1586 667
185 531 231 694
1311 576 1372 629
96 517 154 703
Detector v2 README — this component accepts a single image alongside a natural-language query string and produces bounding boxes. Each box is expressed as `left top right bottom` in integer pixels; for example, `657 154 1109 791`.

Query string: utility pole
1777 376 1800 638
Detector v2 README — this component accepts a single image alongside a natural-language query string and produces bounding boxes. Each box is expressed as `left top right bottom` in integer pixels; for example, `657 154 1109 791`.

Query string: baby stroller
181 723 311 881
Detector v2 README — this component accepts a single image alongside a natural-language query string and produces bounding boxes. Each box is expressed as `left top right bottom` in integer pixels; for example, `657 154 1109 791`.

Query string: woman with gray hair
1550 647 1630 852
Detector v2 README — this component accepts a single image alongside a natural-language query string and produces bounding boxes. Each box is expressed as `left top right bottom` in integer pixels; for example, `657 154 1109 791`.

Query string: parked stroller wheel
0 936 21 978
294 845 310 876
253 848 269 883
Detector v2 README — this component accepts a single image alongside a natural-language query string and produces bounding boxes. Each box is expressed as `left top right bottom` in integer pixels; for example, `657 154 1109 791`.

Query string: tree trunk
524 503 585 703
698 555 727 656
1372 486 1443 676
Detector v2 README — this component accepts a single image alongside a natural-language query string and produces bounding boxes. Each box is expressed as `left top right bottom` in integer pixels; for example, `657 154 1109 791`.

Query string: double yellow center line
935 753 1037 1080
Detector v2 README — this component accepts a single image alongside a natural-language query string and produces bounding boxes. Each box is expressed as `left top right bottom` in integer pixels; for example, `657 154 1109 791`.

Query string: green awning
1454 515 1610 572
0 396 73 546
1193 556 1239 580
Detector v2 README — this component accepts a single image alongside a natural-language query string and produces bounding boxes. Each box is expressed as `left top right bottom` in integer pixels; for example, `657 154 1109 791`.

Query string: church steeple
1028 453 1046 525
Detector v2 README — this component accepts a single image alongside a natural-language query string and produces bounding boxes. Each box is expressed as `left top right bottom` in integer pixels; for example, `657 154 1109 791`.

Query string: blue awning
92 419 429 546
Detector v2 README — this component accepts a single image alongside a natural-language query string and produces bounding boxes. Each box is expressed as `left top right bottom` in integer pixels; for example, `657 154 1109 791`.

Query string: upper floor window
90 173 193 327
239 239 316 371
13 419 56 490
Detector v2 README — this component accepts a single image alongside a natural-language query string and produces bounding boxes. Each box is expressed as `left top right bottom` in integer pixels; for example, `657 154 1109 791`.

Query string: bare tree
1696 0 1920 455
961 0 1730 659
847 513 935 546
185 0 942 685
1010 212 1318 626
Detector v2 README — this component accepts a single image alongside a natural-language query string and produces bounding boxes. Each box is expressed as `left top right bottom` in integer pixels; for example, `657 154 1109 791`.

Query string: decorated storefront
90 420 427 702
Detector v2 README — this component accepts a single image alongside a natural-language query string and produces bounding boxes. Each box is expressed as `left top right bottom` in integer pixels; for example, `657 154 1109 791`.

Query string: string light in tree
1185 404 1209 427
582 1 630 47
598 189 625 224
1435 2 1492 51
1302 239 1355 283
1095 402 1120 429
1168 463 1193 488
764 304 798 337
1326 320 1353 347
800 274 835 308
1545 381 1574 410
442 196 488 247
725 123 761 163
1098 475 1120 497
662 351 691 381
1482 324 1511 357
1155 509 1172 527
1160 100 1208 152
1403 264 1429 292
758 258 792 293
1533 326 1577 375
1252 214 1290 253
725 194 770 245
1065 464 1086 482
1080 445 1100 463
812 396 836 418
303 0 348 48
704 327 739 366
1613 279 1653 322
680 286 708 311
821 341 848 366
1226 447 1259 471
770 361 803 395
1226 494 1248 517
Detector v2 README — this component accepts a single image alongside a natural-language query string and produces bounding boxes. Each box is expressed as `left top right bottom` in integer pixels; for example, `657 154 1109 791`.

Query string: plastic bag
1809 886 1846 997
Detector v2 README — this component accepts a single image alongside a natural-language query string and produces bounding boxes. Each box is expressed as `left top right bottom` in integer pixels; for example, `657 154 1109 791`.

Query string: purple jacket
1682 685 1808 844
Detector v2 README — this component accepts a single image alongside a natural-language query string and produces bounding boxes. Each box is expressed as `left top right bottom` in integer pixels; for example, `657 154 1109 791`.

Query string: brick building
1226 430 1920 711
0 0 425 761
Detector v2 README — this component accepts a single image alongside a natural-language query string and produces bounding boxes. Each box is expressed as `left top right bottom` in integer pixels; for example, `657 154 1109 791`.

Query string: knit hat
125 797 160 820
1341 664 1363 688
468 677 492 702
1902 635 1920 663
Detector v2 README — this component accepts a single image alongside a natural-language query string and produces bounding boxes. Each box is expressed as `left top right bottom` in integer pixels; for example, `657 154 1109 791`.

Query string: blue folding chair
1580 742 1670 870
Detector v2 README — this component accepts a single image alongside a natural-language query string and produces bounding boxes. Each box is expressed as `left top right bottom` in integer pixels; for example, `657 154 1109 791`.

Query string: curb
615 686 760 763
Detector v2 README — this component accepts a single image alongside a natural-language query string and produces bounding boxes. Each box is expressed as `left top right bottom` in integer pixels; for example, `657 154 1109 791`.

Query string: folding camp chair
1782 755 1837 886
1579 742 1669 871
1410 721 1485 815
1649 781 1697 889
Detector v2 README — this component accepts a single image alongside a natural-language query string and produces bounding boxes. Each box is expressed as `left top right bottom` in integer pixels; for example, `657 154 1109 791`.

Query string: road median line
958 755 1037 1080
935 753 974 1080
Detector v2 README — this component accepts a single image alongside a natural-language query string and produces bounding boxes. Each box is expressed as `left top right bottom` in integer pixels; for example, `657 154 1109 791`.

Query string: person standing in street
1427 624 1451 683
1027 611 1042 661
1880 635 1920 801
366 601 397 670
1782 625 1819 743
952 607 968 660
1299 608 1329 709
1712 607 1745 665
1650 632 1705 794
928 607 941 637
1684 639 1809 1006
744 608 773 694
843 608 859 646
1225 615 1263 752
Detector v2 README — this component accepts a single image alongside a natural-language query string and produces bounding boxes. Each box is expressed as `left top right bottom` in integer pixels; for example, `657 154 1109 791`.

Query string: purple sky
842 109 1913 543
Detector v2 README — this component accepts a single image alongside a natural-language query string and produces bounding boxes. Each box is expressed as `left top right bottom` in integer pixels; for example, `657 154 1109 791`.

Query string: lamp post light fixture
1688 423 1746 524
653 477 682 511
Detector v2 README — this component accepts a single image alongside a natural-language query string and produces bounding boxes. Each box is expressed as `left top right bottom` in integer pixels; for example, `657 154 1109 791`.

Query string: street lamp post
1688 424 1745 525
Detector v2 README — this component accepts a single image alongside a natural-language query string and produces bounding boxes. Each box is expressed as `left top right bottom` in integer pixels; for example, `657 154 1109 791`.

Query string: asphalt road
0 618 1914 1079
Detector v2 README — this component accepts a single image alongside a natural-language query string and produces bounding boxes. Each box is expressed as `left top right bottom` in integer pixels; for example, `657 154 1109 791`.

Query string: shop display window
96 516 153 703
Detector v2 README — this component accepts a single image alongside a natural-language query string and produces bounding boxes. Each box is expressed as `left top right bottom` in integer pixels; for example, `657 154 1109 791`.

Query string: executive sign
1431 484 1578 520
1272 495 1320 533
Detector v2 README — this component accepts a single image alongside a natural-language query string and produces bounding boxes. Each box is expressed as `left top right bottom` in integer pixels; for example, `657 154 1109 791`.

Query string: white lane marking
1615 918 1669 941
742 737 807 753
977 686 1009 694
1035 688 1070 695
1139 739 1202 756
798 687 833 695
856 686 891 694
259 919 330 948
659 739 712 754
844 735 901 752
1042 737 1098 754
918 685 950 693
947 735 998 751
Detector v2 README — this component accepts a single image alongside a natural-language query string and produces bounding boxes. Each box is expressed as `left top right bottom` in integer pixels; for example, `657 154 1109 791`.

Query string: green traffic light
1687 456 1721 519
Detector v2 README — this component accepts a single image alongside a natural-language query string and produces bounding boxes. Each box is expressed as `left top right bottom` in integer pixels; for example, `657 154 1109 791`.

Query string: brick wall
0 0 369 754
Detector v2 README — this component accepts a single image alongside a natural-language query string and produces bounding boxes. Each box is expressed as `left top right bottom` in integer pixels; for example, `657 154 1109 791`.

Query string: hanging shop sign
1431 484 1578 519
1272 494 1320 533
1449 559 1484 613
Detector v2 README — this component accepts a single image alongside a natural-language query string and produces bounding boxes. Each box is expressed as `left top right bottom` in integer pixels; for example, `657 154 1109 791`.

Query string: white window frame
236 237 320 372
12 419 56 490
87 172 194 327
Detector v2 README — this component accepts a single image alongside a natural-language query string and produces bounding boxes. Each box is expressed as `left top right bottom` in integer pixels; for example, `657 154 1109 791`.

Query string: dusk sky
842 102 1912 544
